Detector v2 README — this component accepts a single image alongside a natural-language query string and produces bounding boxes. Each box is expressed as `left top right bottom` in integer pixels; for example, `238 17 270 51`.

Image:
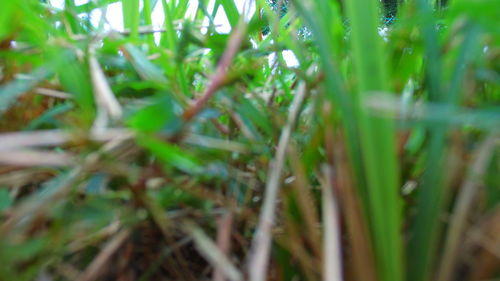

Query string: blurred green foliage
0 0 499 281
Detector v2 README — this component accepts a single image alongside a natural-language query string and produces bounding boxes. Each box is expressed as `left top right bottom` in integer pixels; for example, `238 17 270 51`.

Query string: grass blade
187 223 243 281
344 0 404 280
122 0 140 40
247 82 307 281
407 17 480 281
143 0 156 48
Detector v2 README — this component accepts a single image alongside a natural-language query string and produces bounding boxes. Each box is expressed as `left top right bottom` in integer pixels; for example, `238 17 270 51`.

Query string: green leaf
56 51 95 123
136 134 203 174
127 96 181 133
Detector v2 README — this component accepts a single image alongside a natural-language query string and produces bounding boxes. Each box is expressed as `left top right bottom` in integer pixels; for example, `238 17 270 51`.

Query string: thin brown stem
183 21 247 121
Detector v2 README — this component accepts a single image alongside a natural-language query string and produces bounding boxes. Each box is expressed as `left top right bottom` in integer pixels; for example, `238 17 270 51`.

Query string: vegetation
0 0 499 280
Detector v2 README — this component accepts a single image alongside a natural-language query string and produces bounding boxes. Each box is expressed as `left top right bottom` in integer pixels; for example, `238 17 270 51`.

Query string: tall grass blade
344 0 404 280
143 0 155 48
122 0 140 40
218 0 240 28
290 0 366 202
407 9 479 281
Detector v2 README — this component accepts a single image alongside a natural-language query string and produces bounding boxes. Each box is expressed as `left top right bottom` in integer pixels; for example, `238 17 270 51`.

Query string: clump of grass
0 0 499 281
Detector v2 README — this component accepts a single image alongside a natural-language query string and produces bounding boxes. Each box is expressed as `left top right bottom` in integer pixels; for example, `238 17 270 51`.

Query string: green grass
344 0 403 280
0 0 499 280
